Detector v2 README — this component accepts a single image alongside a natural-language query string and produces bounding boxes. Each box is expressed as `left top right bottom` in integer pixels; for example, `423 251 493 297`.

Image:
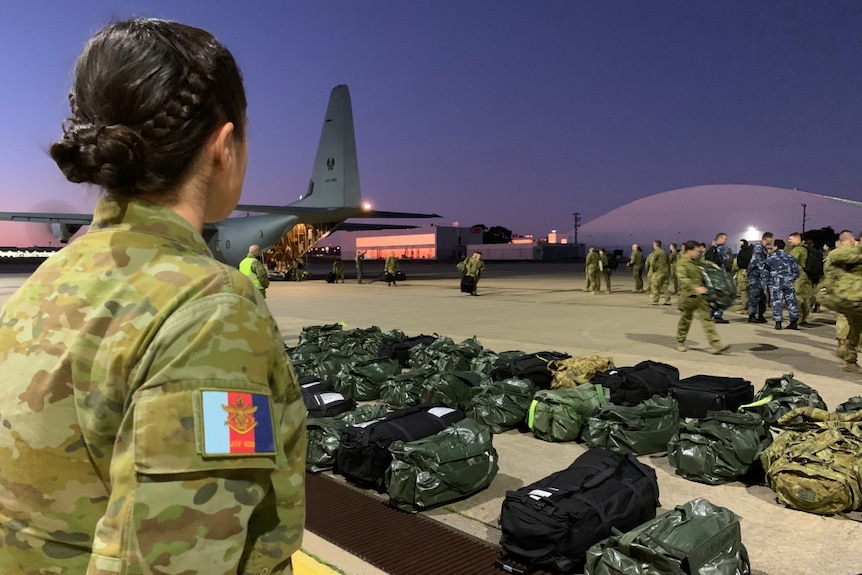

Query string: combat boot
675 342 687 352
755 315 767 323
787 320 799 330
837 339 847 358
775 321 782 330
710 343 730 355
842 362 862 375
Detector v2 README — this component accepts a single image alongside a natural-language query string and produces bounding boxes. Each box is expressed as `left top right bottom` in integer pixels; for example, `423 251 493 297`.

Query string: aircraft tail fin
291 84 361 209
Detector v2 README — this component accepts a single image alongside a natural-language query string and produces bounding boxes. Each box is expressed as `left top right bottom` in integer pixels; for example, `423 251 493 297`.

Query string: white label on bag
317 392 346 405
427 407 456 417
528 489 555 500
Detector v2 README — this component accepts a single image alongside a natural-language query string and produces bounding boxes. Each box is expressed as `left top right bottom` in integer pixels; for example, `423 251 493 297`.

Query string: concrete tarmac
2 262 861 575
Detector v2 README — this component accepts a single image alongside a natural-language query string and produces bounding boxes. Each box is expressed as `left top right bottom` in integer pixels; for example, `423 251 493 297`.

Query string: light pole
572 212 581 244
801 203 807 235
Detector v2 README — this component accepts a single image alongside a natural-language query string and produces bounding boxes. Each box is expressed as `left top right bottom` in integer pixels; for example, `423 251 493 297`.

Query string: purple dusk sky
1 1 861 246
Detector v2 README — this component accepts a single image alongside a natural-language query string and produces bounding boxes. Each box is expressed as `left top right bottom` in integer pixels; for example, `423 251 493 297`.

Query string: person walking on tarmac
598 248 613 293
627 244 645 292
675 240 730 354
332 258 345 283
240 244 270 298
464 251 486 296
355 250 366 284
385 252 400 286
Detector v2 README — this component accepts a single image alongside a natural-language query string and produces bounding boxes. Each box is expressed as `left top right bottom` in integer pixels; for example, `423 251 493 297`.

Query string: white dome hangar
578 184 862 253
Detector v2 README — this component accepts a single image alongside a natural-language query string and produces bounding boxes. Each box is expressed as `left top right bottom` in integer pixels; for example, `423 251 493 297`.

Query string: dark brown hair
50 18 246 197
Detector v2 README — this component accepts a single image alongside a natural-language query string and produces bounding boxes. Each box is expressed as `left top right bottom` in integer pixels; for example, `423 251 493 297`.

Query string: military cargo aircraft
0 85 439 267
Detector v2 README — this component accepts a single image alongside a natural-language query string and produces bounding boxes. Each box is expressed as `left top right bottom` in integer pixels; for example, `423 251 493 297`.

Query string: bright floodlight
362 202 372 211
745 226 761 241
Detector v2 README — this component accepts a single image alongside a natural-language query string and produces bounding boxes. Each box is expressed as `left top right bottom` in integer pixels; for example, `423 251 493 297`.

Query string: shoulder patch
200 390 276 457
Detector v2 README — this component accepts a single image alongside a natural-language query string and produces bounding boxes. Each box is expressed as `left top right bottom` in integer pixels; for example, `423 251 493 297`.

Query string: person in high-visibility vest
239 244 270 298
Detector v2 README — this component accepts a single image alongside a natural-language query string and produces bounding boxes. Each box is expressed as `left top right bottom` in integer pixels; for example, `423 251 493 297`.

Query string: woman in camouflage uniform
0 19 304 575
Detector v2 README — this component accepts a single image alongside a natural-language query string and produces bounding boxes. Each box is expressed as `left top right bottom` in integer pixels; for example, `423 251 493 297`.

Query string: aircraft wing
234 204 440 219
0 212 93 225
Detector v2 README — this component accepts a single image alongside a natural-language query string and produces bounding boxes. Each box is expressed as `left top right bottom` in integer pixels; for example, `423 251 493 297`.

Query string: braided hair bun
49 18 246 197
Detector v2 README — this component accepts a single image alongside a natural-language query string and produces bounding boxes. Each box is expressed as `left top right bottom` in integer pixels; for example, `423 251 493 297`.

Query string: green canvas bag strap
527 399 538 429
594 384 609 407
738 395 773 411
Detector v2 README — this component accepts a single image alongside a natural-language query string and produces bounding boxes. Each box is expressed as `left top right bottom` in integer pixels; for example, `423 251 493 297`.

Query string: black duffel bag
669 375 754 419
377 334 439 367
335 404 465 492
303 391 357 419
492 351 572 390
498 447 660 573
591 360 678 406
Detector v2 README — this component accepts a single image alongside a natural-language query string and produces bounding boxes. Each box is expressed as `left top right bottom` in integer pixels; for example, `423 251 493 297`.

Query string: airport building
343 225 483 262
577 184 862 254
343 225 583 262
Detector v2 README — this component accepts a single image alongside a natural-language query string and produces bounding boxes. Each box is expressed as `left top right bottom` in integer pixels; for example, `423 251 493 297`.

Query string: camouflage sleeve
252 259 270 289
89 292 304 575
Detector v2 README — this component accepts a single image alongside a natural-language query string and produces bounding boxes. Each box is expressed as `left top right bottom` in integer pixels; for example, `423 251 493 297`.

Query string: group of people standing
584 230 862 372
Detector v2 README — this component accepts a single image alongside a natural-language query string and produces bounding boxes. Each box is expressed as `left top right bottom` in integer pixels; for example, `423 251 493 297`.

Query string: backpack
760 407 862 515
736 244 753 270
700 265 738 311
817 245 862 317
704 245 722 266
549 355 616 389
607 253 619 270
803 245 824 282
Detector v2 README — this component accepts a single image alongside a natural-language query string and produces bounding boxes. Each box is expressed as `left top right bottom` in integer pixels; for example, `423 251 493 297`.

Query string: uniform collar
89 195 212 257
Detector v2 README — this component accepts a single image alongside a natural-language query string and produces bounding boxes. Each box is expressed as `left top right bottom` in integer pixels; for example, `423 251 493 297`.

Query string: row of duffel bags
306 403 500 513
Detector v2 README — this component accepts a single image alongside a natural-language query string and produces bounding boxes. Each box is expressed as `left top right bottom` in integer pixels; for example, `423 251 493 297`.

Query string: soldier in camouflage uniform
787 232 813 325
585 246 600 293
829 230 860 365
708 233 732 323
668 243 679 294
598 248 612 293
0 19 305 575
765 239 800 330
675 240 729 354
733 240 750 313
645 240 671 305
746 232 773 323
627 244 645 292
464 251 485 296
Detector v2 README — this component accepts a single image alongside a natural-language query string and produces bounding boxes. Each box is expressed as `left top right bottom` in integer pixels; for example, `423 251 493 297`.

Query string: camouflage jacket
766 249 800 286
465 257 485 279
385 256 399 274
0 196 305 575
585 250 600 269
676 255 706 299
747 243 769 276
628 250 644 269
645 247 670 277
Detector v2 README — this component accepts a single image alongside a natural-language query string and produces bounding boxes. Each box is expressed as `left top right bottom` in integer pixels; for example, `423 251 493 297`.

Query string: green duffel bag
582 396 679 456
386 418 498 512
667 410 773 485
836 396 862 413
380 367 437 409
297 323 343 346
760 407 862 515
332 356 399 400
424 370 488 411
306 404 389 473
585 498 750 575
467 377 536 433
741 373 827 425
529 385 609 442
314 349 368 384
285 343 322 373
